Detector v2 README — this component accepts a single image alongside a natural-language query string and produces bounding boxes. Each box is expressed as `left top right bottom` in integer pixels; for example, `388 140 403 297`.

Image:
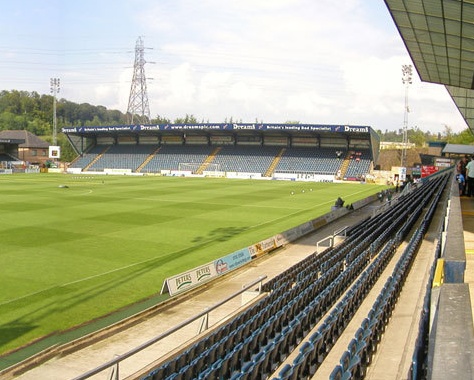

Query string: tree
174 114 198 124
150 115 171 124
448 128 474 144
57 133 76 162
443 124 454 140
407 126 426 147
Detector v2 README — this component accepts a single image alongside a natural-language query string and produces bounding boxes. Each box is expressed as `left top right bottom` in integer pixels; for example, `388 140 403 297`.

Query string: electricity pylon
127 36 151 124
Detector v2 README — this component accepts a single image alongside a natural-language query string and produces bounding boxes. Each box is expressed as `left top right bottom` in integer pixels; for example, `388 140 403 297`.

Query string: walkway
461 197 474 321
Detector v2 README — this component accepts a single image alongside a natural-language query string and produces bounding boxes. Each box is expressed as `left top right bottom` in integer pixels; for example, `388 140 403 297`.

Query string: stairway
83 146 111 172
196 147 222 174
264 148 286 177
338 153 351 179
136 146 161 173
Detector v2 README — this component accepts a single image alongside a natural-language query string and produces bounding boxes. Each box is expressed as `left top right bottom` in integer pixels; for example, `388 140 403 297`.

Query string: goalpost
178 162 221 175
178 163 200 173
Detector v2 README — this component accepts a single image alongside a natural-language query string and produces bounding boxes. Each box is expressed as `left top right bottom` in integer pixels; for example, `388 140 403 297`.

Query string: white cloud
0 0 468 133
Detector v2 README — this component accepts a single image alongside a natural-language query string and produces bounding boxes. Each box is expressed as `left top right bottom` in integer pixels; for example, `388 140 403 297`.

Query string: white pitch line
0 253 168 307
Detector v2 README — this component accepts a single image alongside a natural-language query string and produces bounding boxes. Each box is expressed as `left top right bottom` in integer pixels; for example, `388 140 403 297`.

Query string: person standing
459 156 469 195
466 156 474 197
456 170 466 196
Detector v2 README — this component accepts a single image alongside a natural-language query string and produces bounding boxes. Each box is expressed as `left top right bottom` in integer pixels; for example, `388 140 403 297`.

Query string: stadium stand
69 145 111 170
343 149 373 180
87 144 157 172
62 123 379 180
275 147 346 175
0 153 15 162
141 144 213 173
67 143 372 179
69 143 368 179
209 145 281 174
0 153 16 169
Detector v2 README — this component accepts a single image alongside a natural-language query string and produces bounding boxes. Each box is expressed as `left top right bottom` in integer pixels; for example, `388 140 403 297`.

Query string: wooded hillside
1 89 472 163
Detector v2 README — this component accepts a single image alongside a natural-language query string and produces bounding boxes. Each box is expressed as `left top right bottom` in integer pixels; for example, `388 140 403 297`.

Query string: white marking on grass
0 257 160 307
76 189 93 196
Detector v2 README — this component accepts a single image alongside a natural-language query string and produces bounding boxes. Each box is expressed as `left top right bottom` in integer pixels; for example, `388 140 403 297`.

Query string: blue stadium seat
329 364 344 380
307 330 324 375
240 335 254 364
268 332 286 367
340 350 357 377
164 372 178 380
197 366 213 379
291 341 314 379
260 340 276 374
239 360 256 380
217 350 235 379
250 351 267 380
346 338 364 377
277 363 294 380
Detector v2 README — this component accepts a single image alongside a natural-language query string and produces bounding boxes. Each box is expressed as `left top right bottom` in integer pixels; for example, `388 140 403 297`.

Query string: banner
422 165 439 178
215 248 252 275
165 263 217 295
62 123 372 135
248 237 277 259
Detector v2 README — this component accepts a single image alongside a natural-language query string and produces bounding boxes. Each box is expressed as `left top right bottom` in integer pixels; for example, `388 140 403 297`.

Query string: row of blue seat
409 258 436 380
270 236 400 380
239 177 442 380
271 174 450 380
328 174 449 379
141 172 451 380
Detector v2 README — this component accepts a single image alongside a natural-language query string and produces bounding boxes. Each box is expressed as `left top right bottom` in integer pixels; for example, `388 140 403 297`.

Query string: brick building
0 130 50 166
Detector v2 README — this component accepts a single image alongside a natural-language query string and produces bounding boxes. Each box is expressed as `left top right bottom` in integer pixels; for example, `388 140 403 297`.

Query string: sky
0 0 469 133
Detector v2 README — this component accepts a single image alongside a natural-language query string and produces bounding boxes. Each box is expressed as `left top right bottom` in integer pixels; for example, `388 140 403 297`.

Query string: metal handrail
72 275 267 380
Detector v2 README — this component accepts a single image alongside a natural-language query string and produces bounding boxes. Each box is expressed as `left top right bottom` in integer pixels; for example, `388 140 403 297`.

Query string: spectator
335 197 345 207
456 170 466 196
466 156 474 197
459 155 469 195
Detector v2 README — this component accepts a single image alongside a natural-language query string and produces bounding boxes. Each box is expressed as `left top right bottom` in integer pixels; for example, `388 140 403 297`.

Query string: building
0 130 50 166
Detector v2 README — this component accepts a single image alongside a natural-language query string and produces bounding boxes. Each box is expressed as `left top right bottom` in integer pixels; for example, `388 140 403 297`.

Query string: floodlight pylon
401 64 412 168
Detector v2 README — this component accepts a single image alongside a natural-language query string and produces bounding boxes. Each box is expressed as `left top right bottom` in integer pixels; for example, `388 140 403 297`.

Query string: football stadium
2 1 474 380
0 121 469 380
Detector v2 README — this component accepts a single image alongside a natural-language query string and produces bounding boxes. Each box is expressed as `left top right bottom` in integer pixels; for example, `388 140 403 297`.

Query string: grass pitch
0 174 385 356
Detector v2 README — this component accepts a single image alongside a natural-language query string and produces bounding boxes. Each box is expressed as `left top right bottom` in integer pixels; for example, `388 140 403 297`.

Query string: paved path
462 197 474 318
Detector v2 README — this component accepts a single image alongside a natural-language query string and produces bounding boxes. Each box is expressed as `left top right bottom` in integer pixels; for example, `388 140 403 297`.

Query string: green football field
0 174 385 356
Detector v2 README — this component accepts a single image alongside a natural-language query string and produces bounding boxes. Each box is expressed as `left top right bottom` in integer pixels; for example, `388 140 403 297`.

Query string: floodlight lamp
402 64 413 85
